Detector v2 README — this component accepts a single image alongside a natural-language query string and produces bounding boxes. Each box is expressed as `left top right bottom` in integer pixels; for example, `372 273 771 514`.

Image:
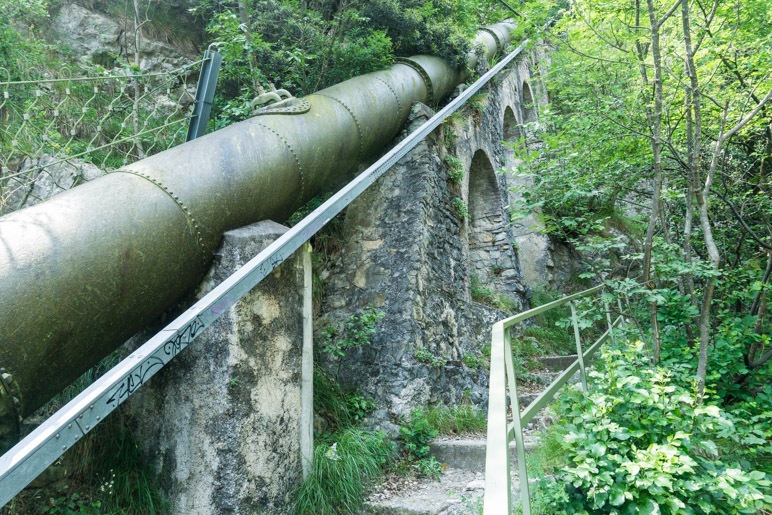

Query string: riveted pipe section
0 22 516 449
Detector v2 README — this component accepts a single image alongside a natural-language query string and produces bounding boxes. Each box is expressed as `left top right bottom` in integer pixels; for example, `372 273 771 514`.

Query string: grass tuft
424 404 486 435
293 429 392 515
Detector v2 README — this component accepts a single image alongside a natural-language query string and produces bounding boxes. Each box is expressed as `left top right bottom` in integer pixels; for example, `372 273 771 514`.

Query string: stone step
363 467 537 514
362 468 486 514
538 355 577 372
429 437 538 472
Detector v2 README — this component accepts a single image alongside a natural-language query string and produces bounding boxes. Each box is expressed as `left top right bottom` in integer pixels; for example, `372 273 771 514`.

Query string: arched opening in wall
467 149 508 291
502 106 522 145
522 82 537 123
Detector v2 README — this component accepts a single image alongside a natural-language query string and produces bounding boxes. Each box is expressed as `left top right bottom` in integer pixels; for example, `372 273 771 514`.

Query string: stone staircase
363 356 577 514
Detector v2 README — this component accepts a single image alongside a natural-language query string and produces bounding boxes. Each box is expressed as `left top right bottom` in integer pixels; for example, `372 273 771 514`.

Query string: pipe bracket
111 170 209 265
252 98 311 117
396 58 435 105
0 368 21 454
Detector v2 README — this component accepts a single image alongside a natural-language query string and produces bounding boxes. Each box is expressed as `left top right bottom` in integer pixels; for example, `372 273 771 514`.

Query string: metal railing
483 284 626 514
0 37 531 507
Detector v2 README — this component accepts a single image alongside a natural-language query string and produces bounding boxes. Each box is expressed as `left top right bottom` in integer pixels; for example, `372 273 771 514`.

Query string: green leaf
609 486 626 506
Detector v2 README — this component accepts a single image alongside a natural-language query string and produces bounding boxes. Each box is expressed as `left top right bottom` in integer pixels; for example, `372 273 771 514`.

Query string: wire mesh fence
0 58 205 215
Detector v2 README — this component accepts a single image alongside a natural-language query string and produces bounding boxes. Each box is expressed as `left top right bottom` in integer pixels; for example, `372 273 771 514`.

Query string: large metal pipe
0 23 515 448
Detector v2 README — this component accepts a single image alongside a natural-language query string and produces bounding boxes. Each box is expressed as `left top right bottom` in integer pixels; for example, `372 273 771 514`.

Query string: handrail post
503 328 531 515
605 301 615 345
484 323 512 514
300 243 314 479
570 302 588 392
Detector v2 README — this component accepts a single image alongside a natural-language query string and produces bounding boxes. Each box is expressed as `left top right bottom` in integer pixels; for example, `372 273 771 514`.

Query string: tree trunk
238 0 260 93
640 0 673 363
132 0 146 160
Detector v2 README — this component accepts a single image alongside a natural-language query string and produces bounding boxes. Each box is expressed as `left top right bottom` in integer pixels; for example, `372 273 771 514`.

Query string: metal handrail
483 284 625 514
0 38 531 507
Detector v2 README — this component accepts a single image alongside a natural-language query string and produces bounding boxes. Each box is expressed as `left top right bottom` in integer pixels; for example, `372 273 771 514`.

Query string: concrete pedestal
128 220 312 514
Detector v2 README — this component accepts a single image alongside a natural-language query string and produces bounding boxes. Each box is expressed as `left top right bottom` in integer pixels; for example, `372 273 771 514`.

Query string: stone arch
502 106 522 144
522 81 537 123
467 149 508 289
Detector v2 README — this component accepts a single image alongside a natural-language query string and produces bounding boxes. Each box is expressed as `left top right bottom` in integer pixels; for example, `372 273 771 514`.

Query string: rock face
318 51 551 419
127 221 309 514
2 154 102 214
51 3 194 73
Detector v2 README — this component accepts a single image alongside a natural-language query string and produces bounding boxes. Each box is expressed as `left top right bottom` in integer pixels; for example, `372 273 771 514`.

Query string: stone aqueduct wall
319 47 553 424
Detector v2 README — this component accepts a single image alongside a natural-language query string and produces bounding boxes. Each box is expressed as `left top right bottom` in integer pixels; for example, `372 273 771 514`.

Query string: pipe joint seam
372 77 404 117
395 58 435 105
111 170 209 264
254 122 306 205
312 93 364 161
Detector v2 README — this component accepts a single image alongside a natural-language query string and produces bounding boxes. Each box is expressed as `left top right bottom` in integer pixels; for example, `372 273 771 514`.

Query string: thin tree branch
711 190 772 250
657 0 682 27
720 89 772 144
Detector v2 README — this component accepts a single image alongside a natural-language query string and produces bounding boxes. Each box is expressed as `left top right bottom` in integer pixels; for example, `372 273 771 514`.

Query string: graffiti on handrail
105 356 165 405
163 317 206 357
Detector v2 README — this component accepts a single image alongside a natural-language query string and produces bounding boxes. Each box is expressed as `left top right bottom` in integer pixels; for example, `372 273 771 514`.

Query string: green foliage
345 393 377 424
452 197 469 221
424 404 486 435
444 154 464 182
414 347 447 369
399 410 443 479
293 428 393 515
461 352 486 370
38 493 102 514
0 0 49 81
299 369 389 513
321 306 385 359
314 367 377 432
199 0 514 127
533 340 772 514
467 92 487 113
470 275 519 313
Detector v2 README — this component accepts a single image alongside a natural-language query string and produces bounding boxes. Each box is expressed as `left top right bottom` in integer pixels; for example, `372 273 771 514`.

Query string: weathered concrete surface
127 221 307 514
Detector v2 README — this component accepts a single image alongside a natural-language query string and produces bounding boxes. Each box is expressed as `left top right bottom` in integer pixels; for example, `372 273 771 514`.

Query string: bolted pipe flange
395 58 436 105
479 27 503 53
0 368 21 454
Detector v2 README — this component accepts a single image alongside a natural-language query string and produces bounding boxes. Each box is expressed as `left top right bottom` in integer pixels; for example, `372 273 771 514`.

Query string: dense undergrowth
525 339 771 514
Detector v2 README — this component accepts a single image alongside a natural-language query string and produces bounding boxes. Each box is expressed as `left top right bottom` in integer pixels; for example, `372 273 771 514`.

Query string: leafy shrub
534 340 772 514
452 197 469 221
444 154 464 182
322 307 385 359
314 368 376 432
399 410 443 479
461 352 486 370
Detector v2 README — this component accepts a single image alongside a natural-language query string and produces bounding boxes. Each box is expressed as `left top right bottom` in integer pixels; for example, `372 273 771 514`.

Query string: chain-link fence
0 59 205 215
